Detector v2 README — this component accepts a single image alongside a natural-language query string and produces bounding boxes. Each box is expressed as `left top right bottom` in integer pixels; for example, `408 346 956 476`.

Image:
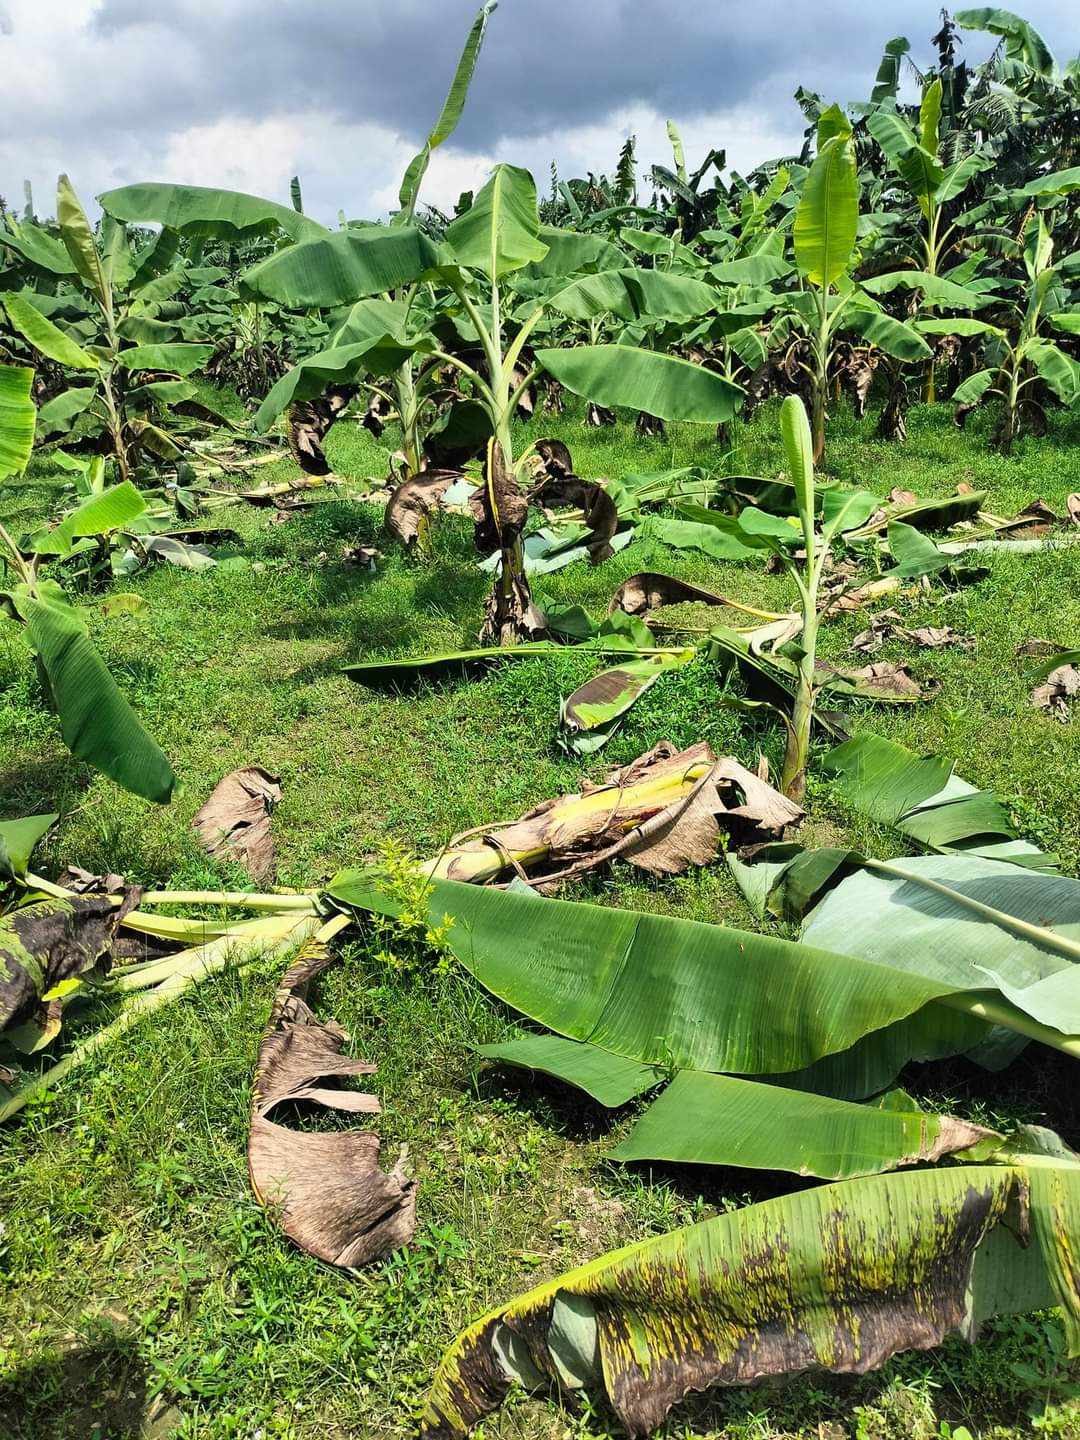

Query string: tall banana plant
0 366 175 802
946 214 1080 450
2 177 211 479
244 163 740 642
867 78 994 399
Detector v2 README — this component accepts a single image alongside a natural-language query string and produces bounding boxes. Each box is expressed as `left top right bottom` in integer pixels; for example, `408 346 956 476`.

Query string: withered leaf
470 442 529 555
249 935 416 1267
535 472 618 563
842 661 930 701
1 890 140 1047
1030 665 1080 722
532 438 574 482
585 402 616 427
385 469 462 547
608 572 728 618
288 386 354 476
436 742 802 887
193 766 282 884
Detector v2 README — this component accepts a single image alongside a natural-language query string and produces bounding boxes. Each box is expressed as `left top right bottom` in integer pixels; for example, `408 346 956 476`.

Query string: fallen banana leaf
333 872 1080 1107
342 640 672 690
609 1068 1000 1177
249 924 416 1267
332 742 801 891
561 647 696 752
822 733 1055 870
478 1034 662 1107
193 766 282 883
1 889 140 1052
422 1156 1079 1437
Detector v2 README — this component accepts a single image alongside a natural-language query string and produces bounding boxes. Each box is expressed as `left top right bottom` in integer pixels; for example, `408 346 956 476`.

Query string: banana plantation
3 4 1080 1438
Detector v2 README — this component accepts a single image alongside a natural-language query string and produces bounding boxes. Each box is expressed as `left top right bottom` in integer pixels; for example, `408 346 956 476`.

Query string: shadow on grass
0 1336 159 1440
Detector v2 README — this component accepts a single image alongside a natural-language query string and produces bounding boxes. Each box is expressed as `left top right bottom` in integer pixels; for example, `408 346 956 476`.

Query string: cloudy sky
2 1 1076 225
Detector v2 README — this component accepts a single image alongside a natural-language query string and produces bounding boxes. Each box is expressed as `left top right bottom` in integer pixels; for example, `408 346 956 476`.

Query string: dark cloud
88 0 1078 148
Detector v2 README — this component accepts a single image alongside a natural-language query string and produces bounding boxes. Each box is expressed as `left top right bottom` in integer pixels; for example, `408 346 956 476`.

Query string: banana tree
1 177 211 479
867 78 995 399
0 365 175 802
244 163 740 641
941 214 1079 450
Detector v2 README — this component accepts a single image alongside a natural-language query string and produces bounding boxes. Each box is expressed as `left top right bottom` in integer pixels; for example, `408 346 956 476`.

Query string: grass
1 393 1080 1439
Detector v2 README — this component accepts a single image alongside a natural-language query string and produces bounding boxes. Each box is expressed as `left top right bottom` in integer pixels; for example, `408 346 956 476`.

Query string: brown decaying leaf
536 472 619 563
851 611 973 656
608 572 729 618
1 890 141 1044
249 936 415 1267
287 386 354 475
1030 665 1080 722
431 741 802 887
1016 637 1067 659
585 402 616 427
193 766 282 884
385 469 462 546
532 438 574 482
475 441 546 646
840 661 931 701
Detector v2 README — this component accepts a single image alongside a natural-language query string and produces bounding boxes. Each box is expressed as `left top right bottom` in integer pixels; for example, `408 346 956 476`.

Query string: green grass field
2 394 1079 1439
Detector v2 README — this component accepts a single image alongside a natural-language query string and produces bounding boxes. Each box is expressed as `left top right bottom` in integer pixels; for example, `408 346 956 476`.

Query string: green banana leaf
240 227 441 309
26 482 147 559
117 343 214 376
0 223 77 276
396 2 496 221
478 1034 662 1106
610 1068 1000 1177
253 337 419 432
861 270 995 310
845 308 933 361
821 733 1055 870
1 292 99 370
331 876 1080 1090
21 581 175 803
444 164 549 278
0 365 36 479
422 1157 1079 1437
0 813 57 882
561 647 697 752
535 345 743 423
98 182 327 242
793 111 859 288
36 387 96 439
57 176 110 309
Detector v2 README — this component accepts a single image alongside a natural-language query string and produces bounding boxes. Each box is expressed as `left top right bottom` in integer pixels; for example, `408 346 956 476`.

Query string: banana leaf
423 1156 1079 1437
794 112 859 287
241 227 441 309
98 182 327 242
822 733 1055 870
1 292 99 369
445 164 548 278
535 345 743 424
20 581 175 803
117 343 214 376
0 365 36 478
0 813 57 883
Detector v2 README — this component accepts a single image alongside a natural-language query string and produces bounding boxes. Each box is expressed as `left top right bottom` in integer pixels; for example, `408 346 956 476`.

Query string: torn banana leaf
249 933 416 1267
607 571 732 616
609 1068 1000 1177
822 733 1056 870
422 1157 1079 1437
561 647 696 753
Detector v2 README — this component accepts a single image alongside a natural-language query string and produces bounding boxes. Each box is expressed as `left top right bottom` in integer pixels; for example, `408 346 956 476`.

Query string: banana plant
867 78 996 399
942 214 1079 450
245 162 740 641
788 106 931 460
1 177 211 480
0 365 175 803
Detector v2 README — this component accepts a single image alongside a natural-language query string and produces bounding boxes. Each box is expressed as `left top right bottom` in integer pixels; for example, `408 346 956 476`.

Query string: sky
1 1 1076 225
